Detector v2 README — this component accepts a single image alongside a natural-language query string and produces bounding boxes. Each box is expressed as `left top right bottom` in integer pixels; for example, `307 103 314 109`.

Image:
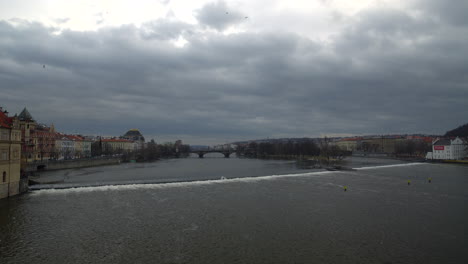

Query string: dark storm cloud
1 1 467 144
195 1 245 31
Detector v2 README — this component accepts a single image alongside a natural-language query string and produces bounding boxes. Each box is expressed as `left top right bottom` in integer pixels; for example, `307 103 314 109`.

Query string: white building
427 137 467 160
55 135 75 160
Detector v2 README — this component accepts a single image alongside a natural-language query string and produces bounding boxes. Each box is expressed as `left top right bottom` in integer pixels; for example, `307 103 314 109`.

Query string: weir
28 161 426 192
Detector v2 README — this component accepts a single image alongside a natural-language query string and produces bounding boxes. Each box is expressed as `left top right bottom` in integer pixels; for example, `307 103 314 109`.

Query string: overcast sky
1 0 467 145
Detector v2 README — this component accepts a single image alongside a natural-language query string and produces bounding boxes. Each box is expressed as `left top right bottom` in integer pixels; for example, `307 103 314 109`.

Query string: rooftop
0 107 15 129
433 139 451 146
123 129 143 137
18 107 34 121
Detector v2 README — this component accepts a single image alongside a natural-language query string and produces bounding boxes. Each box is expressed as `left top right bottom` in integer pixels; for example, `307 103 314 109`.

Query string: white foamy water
355 162 424 170
29 170 335 196
29 162 427 196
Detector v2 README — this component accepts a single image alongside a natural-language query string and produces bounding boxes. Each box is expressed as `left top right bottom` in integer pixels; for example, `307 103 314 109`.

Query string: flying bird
43 65 45 68
245 16 249 19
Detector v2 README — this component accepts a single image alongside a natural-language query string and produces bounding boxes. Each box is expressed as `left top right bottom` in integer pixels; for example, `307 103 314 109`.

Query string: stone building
101 138 134 153
35 124 57 160
121 129 145 150
18 107 37 162
0 107 22 199
357 136 407 154
335 138 360 152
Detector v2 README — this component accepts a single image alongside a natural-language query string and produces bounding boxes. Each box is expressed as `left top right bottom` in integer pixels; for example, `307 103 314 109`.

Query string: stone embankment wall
0 180 20 199
24 158 121 172
0 182 9 199
19 178 29 193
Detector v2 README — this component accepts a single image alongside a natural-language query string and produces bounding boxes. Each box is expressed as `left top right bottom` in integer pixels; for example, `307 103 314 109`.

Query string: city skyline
1 0 468 145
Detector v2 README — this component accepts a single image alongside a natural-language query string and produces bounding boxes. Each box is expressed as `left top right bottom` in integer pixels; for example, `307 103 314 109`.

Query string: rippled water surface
1 157 467 263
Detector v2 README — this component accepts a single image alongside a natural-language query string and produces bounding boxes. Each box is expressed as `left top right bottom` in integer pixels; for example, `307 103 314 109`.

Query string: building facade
335 138 360 152
429 137 467 160
121 129 145 150
55 134 76 160
0 107 22 199
18 107 38 162
101 138 134 153
81 138 93 158
35 124 57 160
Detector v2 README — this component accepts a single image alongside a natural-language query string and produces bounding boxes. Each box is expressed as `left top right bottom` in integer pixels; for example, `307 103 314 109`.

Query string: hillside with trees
445 123 468 137
235 139 347 162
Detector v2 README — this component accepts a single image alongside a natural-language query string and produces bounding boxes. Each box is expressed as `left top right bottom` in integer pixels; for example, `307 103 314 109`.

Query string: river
1 156 467 263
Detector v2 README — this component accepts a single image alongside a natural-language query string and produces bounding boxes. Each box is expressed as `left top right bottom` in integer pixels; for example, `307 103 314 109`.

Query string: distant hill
445 123 468 137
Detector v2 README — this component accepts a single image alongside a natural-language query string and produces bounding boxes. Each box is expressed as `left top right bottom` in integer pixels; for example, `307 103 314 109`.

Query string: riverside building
101 138 135 153
121 129 145 150
427 137 467 160
0 107 22 199
18 107 37 162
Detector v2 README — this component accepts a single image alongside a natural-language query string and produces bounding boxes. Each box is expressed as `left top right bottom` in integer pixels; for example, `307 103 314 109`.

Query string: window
0 129 9 140
1 151 8 160
13 149 19 159
2 171 5 182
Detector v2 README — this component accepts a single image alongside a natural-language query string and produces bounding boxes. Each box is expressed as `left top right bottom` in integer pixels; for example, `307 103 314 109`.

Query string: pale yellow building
335 138 359 152
358 137 406 153
0 107 22 199
101 138 134 153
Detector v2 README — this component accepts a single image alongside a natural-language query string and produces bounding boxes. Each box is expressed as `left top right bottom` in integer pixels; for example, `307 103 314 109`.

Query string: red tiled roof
36 130 57 137
66 135 83 141
0 110 12 128
57 134 82 141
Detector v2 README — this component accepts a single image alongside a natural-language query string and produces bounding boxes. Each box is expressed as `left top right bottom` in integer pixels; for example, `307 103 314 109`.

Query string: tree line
91 140 191 162
236 139 348 160
394 140 431 156
445 122 468 137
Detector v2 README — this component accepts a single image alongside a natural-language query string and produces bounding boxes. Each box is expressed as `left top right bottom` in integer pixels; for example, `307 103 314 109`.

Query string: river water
1 156 467 263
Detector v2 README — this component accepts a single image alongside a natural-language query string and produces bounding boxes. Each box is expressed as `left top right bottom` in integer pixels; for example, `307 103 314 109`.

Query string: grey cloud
140 19 193 40
1 1 467 144
414 0 468 26
195 1 245 31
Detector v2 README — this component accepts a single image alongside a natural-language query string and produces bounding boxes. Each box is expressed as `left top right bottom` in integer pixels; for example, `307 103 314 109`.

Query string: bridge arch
189 150 234 158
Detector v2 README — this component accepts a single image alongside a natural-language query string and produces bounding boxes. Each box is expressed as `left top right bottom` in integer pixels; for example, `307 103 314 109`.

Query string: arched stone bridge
189 150 235 158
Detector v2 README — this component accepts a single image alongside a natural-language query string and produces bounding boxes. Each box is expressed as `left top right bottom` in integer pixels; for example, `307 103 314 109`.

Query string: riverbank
24 157 122 173
427 159 468 165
